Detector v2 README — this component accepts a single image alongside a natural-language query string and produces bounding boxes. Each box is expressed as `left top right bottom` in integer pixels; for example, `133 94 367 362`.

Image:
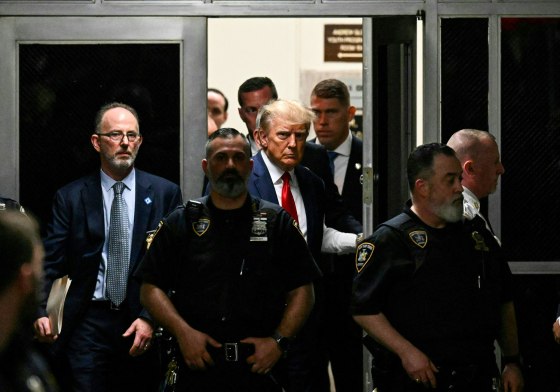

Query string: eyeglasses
96 131 141 142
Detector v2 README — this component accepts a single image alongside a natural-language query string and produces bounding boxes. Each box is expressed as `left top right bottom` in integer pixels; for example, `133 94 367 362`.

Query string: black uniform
352 205 513 392
138 195 320 391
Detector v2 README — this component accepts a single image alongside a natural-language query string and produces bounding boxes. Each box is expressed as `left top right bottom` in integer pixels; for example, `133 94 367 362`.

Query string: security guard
137 128 320 392
352 143 520 392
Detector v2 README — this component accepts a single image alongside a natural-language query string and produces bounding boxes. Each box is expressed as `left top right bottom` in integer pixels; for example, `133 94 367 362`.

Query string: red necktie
281 172 299 223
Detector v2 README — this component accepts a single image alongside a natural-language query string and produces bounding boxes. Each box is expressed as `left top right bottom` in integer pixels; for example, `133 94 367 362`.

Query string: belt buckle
224 343 239 362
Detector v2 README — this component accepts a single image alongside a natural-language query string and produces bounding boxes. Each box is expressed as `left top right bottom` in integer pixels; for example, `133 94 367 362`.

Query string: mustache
218 169 243 181
220 169 241 178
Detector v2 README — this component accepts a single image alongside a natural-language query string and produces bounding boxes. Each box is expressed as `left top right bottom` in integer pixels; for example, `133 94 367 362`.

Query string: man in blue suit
310 79 364 392
237 76 361 234
250 99 357 392
34 102 183 392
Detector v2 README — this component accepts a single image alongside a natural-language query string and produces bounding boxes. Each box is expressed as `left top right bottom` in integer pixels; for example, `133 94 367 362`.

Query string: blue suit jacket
41 169 182 352
248 152 325 260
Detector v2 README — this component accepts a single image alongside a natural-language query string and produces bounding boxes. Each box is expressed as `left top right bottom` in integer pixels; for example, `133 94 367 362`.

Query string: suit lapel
82 173 104 245
295 165 319 248
342 136 362 198
131 170 153 271
250 152 279 204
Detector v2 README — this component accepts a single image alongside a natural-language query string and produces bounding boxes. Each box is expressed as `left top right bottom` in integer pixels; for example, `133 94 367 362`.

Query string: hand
241 336 283 375
176 326 221 370
33 317 58 344
502 363 524 392
553 318 560 343
123 318 154 357
400 346 438 389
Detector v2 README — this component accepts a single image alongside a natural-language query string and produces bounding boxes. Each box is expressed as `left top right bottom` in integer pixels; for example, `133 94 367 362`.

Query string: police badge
409 230 428 249
250 213 268 242
192 218 210 237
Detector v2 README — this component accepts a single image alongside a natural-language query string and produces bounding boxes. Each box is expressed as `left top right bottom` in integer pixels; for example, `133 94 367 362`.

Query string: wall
208 17 362 135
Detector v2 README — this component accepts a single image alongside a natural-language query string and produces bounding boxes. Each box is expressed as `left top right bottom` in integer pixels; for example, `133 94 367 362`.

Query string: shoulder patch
193 218 211 237
356 242 374 273
409 230 428 249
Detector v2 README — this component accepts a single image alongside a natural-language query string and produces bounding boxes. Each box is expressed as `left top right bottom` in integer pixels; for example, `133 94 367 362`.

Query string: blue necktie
327 151 338 175
107 181 130 306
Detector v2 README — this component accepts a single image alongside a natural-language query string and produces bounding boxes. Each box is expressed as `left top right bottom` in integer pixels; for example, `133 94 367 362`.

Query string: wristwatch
271 331 292 354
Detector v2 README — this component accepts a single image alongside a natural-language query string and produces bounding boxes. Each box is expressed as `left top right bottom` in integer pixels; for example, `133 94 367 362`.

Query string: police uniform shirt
138 195 321 342
351 205 513 366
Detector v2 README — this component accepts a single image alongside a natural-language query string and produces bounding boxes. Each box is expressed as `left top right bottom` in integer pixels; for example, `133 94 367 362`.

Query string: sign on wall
324 24 363 62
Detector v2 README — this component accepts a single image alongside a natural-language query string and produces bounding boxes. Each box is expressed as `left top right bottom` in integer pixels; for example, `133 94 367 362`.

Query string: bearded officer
352 143 520 392
137 128 320 391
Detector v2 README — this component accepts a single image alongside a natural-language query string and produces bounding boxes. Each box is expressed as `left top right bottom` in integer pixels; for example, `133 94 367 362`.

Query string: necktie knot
281 172 291 184
113 181 125 195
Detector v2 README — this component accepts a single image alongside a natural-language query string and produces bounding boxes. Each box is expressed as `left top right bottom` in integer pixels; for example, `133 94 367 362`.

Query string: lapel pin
144 197 152 205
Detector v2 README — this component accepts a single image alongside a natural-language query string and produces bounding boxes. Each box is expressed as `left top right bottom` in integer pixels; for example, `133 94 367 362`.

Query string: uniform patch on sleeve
355 242 374 273
193 218 211 237
409 230 428 248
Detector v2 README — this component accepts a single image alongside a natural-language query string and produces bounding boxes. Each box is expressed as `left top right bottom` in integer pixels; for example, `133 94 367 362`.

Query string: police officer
137 128 320 392
352 143 521 392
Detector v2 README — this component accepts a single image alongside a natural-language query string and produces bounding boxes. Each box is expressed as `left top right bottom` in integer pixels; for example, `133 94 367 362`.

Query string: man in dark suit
250 99 358 392
34 102 183 392
310 79 364 392
237 76 361 234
